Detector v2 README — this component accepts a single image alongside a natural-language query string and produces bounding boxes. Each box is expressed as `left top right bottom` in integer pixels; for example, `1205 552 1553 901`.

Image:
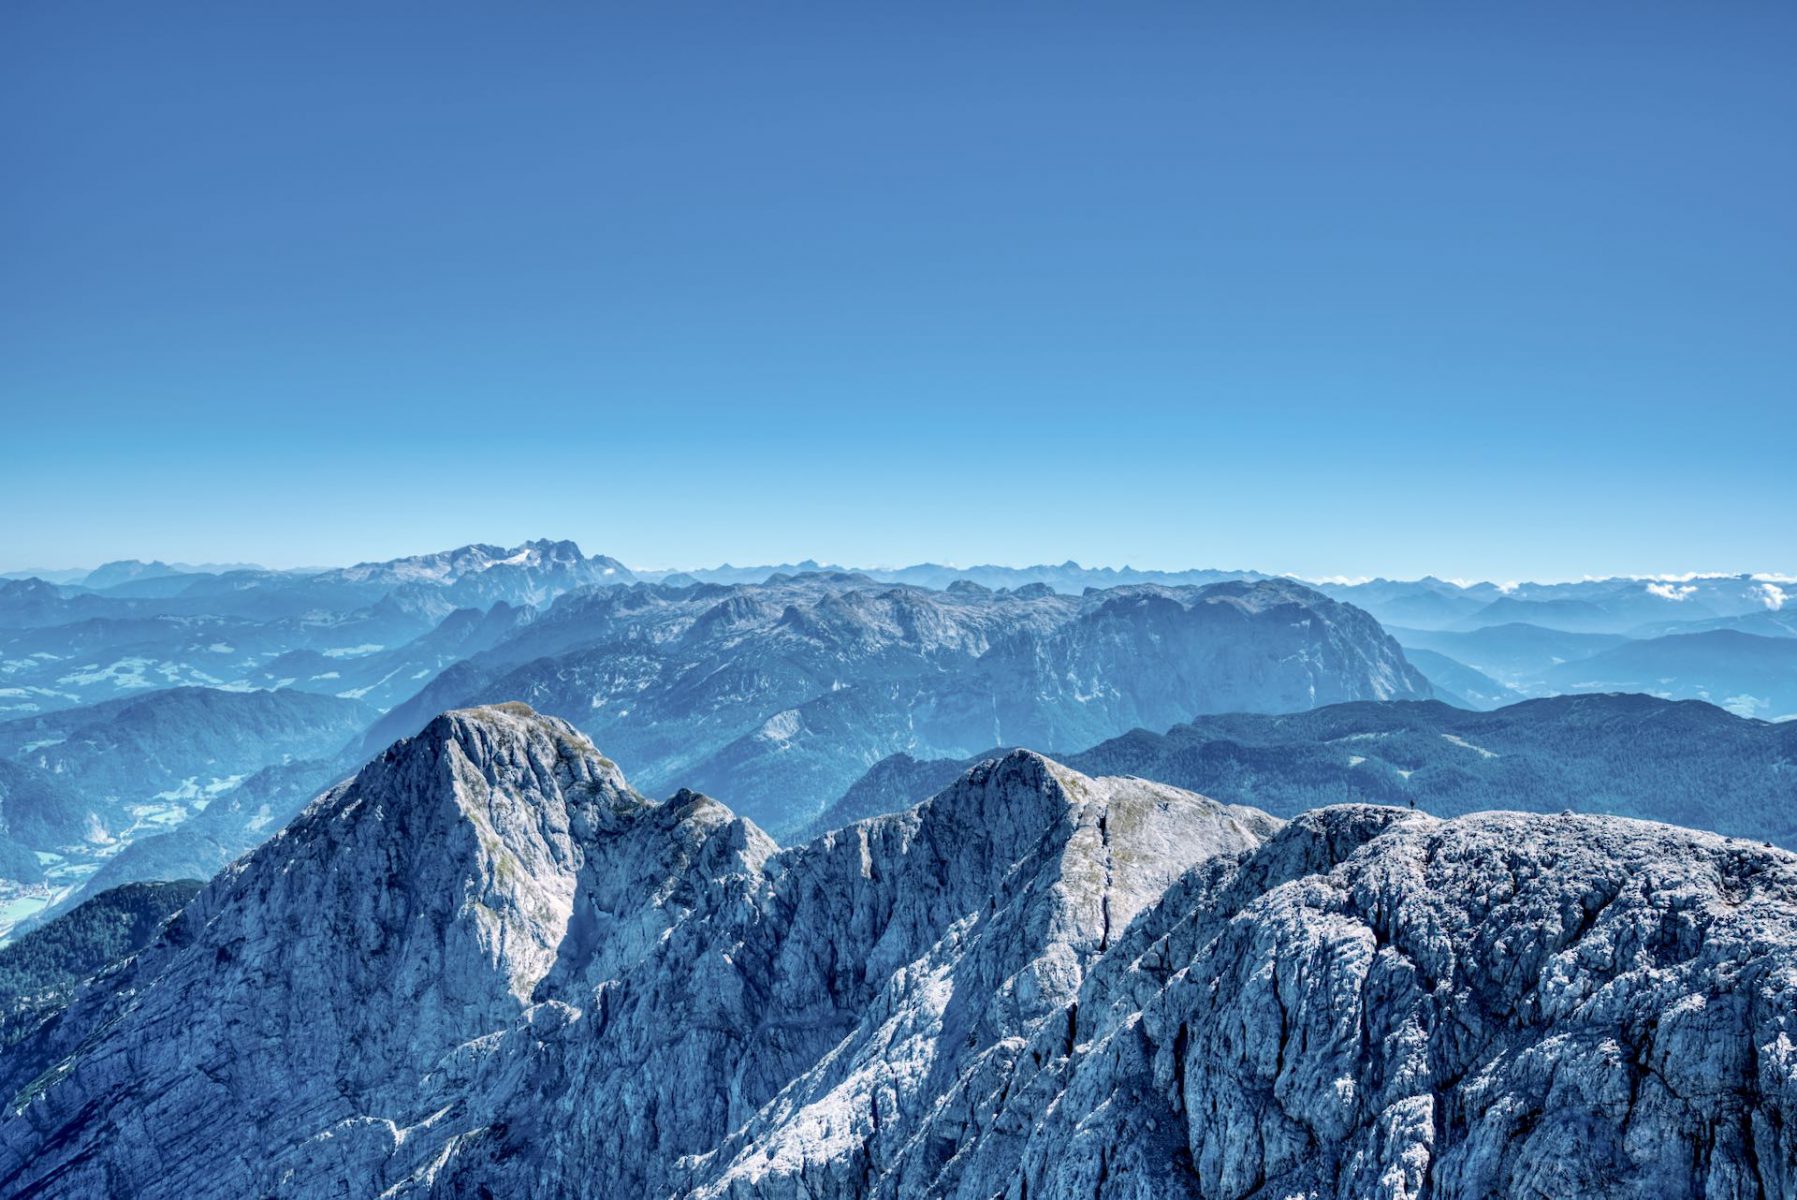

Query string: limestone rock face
3 705 1795 1200
929 805 1797 1200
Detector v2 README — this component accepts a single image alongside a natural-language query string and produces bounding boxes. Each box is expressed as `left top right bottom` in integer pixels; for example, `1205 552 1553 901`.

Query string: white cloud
1760 583 1787 611
1645 582 1697 601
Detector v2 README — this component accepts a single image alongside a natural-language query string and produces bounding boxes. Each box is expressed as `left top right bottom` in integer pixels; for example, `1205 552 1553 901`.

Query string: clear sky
3 2 1792 580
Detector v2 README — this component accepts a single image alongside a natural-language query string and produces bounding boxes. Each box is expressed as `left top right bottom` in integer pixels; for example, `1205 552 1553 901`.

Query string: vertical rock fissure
1096 808 1115 953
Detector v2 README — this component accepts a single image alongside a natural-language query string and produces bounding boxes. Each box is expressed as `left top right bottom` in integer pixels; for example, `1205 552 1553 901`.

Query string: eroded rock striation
3 704 1794 1198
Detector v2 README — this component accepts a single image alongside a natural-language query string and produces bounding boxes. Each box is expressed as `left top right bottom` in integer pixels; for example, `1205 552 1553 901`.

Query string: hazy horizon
5 538 1792 591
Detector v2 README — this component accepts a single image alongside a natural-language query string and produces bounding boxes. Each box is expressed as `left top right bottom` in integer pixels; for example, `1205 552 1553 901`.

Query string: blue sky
3 2 1792 580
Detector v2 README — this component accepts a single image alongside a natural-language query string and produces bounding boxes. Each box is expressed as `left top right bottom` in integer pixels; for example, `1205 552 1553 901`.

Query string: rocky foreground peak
3 708 1796 1198
383 701 642 826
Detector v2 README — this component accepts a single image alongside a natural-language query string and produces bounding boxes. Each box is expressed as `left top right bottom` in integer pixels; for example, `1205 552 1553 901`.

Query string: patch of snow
337 668 403 700
758 710 803 743
56 658 159 689
151 774 246 804
1440 733 1498 759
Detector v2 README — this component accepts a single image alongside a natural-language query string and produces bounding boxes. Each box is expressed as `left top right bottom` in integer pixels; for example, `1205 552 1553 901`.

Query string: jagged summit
886 747 1283 929
322 538 633 592
0 712 1270 1197
391 700 625 782
5 709 1797 1198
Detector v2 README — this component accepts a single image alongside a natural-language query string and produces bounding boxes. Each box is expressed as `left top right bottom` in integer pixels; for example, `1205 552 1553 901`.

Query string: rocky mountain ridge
3 705 1794 1198
0 541 609 715
363 576 1431 832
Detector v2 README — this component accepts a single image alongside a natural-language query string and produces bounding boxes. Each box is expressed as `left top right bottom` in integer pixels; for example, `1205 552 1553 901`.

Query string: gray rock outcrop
3 704 1793 1199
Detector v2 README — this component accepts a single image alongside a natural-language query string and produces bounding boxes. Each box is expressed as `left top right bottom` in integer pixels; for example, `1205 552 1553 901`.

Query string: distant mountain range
1396 646 1514 708
806 692 1797 847
629 562 1790 639
0 686 373 834
1 562 268 586
1394 622 1797 719
2 538 1790 935
4 704 1791 1197
638 559 1269 593
16 550 1787 634
351 575 1429 832
1391 622 1629 687
1317 572 1791 637
2 544 1787 760
0 539 615 714
0 549 1436 929
1538 629 1797 719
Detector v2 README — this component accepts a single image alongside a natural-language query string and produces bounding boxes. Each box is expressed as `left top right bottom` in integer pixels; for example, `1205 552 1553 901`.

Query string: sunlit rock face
4 704 1794 1199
